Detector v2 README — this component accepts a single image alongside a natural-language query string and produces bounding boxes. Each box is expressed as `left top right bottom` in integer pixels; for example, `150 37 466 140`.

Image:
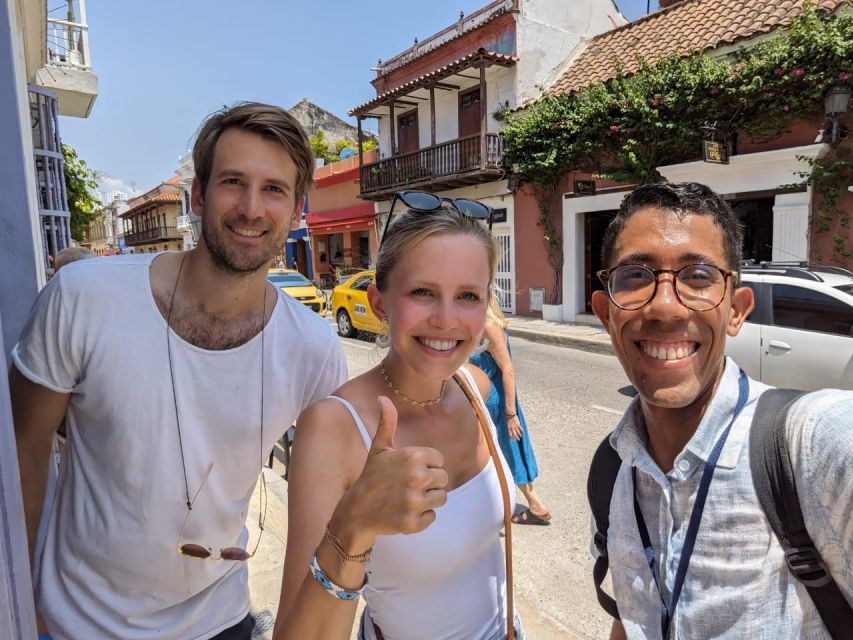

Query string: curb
506 327 614 356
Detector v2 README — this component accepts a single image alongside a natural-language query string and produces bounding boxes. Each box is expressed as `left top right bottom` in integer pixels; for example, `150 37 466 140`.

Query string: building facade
306 150 378 286
536 0 851 322
350 0 625 313
1 0 98 634
121 177 185 253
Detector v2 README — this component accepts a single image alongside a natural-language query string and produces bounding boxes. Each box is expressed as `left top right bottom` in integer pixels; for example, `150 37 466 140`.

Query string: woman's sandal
511 508 552 526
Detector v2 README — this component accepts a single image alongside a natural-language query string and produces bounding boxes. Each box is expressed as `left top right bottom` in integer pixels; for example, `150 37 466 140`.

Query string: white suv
726 262 853 391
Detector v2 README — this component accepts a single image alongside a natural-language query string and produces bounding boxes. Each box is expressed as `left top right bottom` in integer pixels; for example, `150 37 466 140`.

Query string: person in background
470 298 551 525
53 246 95 272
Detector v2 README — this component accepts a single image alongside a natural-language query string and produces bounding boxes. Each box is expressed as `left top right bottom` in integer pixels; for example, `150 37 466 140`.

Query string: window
772 284 853 336
351 275 373 291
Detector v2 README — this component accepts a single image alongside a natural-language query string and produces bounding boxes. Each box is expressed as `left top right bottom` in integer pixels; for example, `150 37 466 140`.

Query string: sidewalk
504 314 613 356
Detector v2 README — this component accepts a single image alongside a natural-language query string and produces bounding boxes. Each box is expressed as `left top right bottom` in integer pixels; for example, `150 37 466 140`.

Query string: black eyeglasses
379 190 493 246
597 263 737 311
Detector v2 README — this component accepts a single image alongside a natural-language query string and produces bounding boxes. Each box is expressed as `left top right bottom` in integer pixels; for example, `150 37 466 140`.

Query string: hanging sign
574 179 596 195
702 140 729 164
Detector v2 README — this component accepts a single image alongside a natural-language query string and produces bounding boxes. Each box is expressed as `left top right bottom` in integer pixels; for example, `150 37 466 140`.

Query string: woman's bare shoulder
462 363 492 400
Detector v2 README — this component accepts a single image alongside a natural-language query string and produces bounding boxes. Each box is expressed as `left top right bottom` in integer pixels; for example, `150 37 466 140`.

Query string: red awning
309 217 374 233
306 203 375 231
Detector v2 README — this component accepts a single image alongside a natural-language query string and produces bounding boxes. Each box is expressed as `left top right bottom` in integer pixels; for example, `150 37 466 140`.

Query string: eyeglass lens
452 199 491 219
608 265 726 311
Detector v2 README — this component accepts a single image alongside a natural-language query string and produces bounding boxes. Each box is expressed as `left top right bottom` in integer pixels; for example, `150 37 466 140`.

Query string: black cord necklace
165 253 267 527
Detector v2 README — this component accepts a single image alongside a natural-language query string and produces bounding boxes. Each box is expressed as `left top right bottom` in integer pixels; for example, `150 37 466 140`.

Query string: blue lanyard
632 370 749 640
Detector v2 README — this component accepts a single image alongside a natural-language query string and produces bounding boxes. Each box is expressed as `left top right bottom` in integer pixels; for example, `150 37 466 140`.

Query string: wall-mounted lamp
825 84 851 143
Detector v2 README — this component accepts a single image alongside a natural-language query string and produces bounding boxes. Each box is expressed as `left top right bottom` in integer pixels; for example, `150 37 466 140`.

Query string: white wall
515 0 626 104
376 65 516 154
0 0 42 635
658 144 828 264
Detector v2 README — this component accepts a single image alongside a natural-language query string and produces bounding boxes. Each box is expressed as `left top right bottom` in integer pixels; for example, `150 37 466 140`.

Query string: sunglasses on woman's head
379 190 494 246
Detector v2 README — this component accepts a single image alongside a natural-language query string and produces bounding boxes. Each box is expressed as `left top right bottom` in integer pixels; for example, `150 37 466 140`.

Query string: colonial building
521 0 852 322
306 149 379 286
120 176 184 253
350 0 625 313
102 192 128 254
174 152 198 250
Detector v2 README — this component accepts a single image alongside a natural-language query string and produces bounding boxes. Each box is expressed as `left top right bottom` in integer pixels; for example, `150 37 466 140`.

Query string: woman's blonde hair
374 207 498 293
487 295 509 329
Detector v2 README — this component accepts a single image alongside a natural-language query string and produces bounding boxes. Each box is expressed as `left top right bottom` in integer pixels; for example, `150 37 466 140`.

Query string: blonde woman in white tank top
275 202 524 639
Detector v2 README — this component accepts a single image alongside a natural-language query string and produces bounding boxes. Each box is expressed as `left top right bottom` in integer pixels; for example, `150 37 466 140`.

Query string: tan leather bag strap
453 370 514 640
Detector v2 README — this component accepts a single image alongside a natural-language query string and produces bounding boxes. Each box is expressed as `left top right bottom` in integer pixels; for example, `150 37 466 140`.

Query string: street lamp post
825 84 851 144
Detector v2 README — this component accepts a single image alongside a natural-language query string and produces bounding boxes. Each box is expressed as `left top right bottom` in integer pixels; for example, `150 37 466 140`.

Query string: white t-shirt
13 254 348 640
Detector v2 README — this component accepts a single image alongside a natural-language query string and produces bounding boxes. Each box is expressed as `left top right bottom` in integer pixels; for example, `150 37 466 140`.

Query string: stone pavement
243 315 610 638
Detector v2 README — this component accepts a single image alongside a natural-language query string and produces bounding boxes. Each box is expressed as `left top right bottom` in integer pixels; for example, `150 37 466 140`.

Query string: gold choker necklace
380 363 446 407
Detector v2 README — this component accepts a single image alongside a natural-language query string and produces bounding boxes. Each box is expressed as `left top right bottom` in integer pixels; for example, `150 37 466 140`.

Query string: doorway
458 87 481 138
397 110 419 155
584 210 618 312
732 198 774 263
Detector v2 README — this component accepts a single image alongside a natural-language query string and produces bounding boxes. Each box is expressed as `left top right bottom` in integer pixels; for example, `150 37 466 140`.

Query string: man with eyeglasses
589 182 852 639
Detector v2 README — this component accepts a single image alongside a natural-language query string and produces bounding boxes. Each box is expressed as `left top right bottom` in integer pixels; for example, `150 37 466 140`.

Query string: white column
771 191 811 262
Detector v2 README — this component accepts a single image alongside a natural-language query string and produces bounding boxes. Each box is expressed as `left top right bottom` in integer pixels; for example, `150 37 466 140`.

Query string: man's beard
202 216 288 276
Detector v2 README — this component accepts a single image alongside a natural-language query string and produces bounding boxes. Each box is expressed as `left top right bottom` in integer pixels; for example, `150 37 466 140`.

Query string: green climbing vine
500 3 853 281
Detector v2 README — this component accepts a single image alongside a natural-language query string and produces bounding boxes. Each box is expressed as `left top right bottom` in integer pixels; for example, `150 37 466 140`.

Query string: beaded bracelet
309 550 366 600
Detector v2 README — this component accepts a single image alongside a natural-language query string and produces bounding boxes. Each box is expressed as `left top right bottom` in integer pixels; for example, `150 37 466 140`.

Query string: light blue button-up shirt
595 358 853 639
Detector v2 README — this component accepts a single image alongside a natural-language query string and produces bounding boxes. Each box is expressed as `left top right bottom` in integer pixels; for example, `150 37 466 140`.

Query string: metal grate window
529 287 544 312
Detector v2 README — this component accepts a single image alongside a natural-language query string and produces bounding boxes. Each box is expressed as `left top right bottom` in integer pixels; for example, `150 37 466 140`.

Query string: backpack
587 389 853 638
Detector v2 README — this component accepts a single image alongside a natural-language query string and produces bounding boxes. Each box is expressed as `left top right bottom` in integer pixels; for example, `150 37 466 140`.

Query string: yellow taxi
331 270 382 337
267 269 327 315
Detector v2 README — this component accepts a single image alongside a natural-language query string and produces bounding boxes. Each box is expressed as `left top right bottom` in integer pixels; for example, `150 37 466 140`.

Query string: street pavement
246 315 633 639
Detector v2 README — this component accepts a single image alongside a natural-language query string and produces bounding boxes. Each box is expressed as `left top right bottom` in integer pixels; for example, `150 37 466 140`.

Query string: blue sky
58 0 658 198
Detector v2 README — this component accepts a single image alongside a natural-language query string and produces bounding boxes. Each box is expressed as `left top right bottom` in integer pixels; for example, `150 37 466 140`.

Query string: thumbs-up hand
329 397 448 545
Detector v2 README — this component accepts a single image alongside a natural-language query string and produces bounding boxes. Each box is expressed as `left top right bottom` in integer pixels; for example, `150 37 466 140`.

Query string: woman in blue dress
470 298 551 525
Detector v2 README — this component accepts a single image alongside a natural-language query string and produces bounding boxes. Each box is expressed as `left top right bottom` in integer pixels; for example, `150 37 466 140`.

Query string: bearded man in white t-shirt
11 103 452 640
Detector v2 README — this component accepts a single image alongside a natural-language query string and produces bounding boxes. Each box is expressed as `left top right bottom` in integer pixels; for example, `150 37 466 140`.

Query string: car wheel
336 310 355 338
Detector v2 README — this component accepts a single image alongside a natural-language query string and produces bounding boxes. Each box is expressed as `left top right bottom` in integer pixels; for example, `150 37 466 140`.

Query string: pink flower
711 86 719 95
774 67 785 77
789 68 805 78
839 72 852 82
609 124 623 133
650 97 659 106
782 105 790 112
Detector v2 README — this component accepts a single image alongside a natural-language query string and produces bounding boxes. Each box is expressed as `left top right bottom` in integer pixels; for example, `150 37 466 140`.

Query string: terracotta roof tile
550 0 842 96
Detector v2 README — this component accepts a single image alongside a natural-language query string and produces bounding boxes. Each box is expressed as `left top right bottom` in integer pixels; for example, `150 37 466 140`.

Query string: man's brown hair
192 102 314 200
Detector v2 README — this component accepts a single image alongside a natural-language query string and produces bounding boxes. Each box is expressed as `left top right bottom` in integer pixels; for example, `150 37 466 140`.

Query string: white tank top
328 367 513 640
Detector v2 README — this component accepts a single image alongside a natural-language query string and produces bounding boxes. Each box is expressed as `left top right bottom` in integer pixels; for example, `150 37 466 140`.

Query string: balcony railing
360 133 505 198
47 1 91 71
124 226 180 246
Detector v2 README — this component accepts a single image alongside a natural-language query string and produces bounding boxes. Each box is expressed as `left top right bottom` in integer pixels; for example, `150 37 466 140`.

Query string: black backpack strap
586 433 622 620
749 389 853 638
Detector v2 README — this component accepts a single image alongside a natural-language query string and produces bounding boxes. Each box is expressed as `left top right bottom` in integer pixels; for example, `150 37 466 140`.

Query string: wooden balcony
359 133 505 200
124 225 181 246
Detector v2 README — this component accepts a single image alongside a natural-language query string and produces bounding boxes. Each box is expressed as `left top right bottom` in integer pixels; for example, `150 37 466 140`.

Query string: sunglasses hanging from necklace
166 253 268 561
